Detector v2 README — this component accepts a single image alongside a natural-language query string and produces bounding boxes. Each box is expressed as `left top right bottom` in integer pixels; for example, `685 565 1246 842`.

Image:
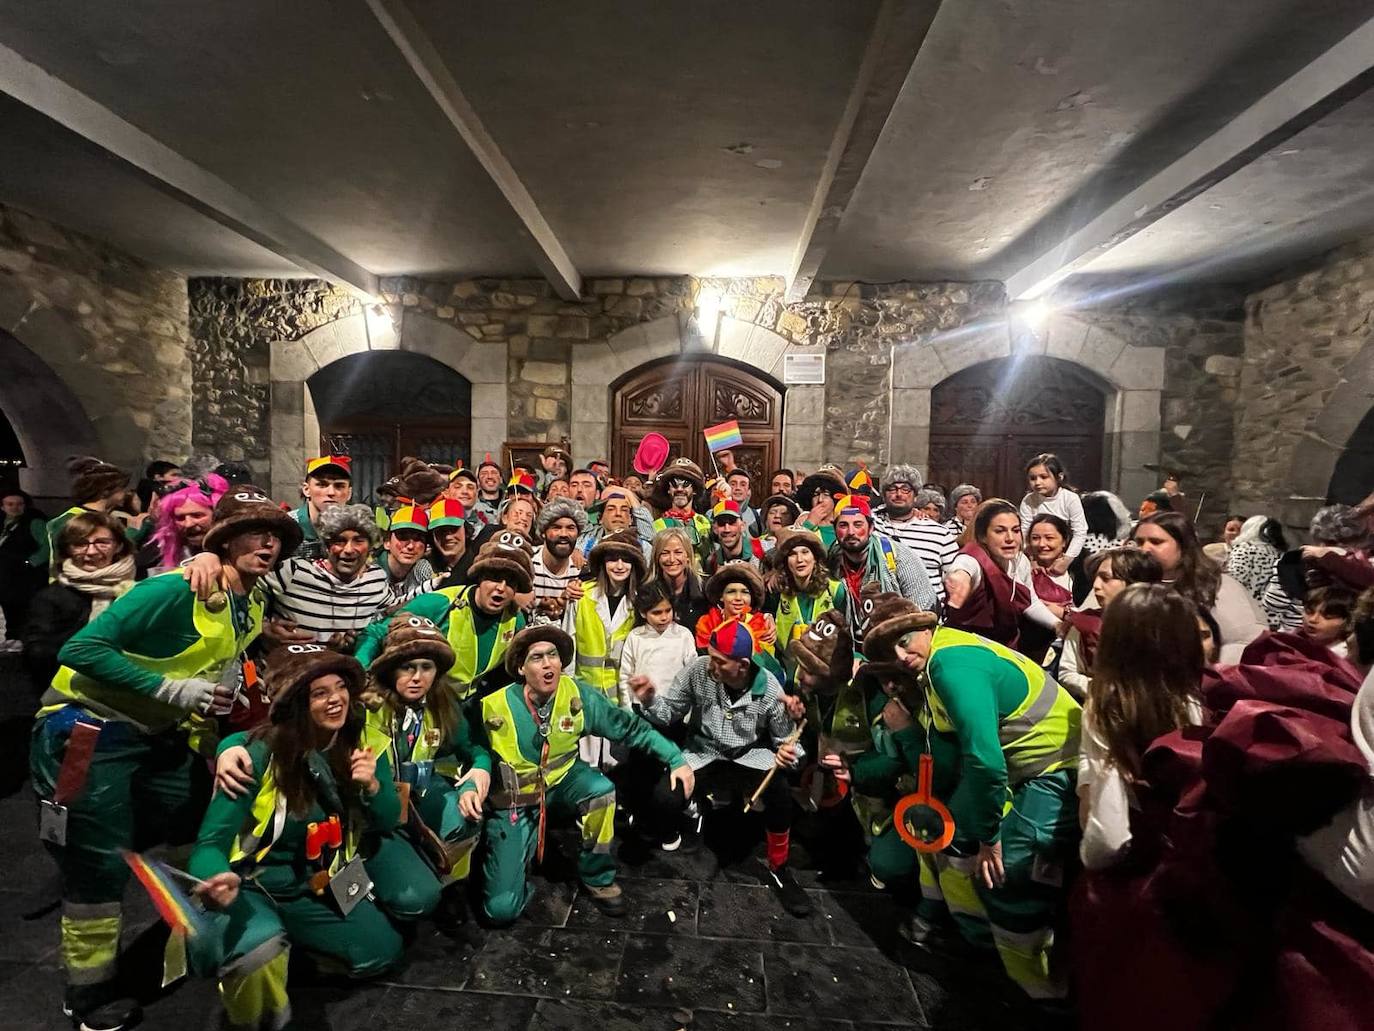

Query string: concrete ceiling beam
1004 15 1374 300
784 0 943 302
363 0 583 300
0 41 380 297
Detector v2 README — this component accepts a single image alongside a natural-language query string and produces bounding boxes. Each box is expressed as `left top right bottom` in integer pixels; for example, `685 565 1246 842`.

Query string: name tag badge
1031 852 1063 888
328 857 374 917
39 800 69 846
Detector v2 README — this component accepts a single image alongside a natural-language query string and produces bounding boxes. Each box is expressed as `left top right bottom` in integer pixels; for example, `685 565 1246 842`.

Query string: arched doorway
927 356 1108 501
1329 404 1374 506
611 357 783 505
307 351 471 504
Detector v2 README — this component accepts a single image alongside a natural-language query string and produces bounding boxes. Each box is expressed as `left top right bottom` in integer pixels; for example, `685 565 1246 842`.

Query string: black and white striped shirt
874 514 957 605
262 558 430 639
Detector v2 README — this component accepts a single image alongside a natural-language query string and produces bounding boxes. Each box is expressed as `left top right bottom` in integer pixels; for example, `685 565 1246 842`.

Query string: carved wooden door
611 359 783 507
926 357 1106 503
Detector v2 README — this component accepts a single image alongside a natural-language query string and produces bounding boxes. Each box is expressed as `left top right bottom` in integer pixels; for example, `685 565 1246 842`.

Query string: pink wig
152 474 229 569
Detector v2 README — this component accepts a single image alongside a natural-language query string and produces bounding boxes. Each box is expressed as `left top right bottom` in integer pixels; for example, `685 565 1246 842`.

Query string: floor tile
520 878 578 928
529 998 689 1031
376 987 540 1026
377 925 475 989
565 876 699 936
615 934 765 1013
465 927 624 1000
692 1013 854 1031
697 881 831 944
0 889 59 962
822 889 905 951
764 942 926 1026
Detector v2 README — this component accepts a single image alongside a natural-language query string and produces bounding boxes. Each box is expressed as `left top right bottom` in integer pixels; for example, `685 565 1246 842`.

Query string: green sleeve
58 574 201 695
189 734 267 880
361 750 401 830
125 519 153 547
446 698 493 795
928 652 1009 844
580 682 685 769
354 591 454 665
27 519 48 568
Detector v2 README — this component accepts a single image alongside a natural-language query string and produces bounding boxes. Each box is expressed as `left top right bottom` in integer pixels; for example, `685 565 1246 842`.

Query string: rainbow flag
123 851 208 938
703 420 743 453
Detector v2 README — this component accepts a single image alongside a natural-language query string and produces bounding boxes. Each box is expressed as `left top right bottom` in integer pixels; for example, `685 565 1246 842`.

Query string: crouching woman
188 645 440 1031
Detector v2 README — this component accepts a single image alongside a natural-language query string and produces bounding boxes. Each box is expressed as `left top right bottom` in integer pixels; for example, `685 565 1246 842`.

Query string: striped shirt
261 558 431 639
637 655 801 771
529 547 579 626
874 514 957 605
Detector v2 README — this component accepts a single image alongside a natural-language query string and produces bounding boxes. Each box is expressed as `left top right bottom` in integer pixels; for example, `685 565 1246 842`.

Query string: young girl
1058 547 1163 699
617 580 697 711
1018 453 1088 571
1299 585 1354 658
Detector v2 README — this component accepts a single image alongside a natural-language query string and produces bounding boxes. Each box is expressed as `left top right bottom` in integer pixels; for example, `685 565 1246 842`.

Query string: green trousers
189 833 440 1031
411 781 481 883
30 710 207 998
481 759 616 925
918 769 1077 999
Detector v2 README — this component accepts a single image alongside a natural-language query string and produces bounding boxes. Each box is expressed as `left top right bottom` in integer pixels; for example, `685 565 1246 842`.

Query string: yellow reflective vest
441 587 520 700
571 586 633 700
482 675 584 808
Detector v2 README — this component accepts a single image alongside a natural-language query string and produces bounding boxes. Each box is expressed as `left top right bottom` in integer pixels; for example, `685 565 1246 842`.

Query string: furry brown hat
504 624 575 678
68 456 129 504
266 643 366 723
369 613 456 684
398 456 449 506
864 594 938 661
773 527 828 569
588 528 647 578
705 561 765 608
788 608 853 681
201 484 303 561
467 533 535 593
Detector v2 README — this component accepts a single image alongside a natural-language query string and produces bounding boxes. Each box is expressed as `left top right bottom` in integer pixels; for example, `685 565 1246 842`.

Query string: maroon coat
943 543 1031 651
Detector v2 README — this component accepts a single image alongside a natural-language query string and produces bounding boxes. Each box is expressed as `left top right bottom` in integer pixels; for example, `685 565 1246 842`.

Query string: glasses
885 484 914 496
74 538 117 552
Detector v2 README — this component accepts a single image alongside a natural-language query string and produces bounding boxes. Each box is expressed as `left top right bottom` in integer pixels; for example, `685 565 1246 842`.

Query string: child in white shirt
617 581 697 711
1019 452 1088 568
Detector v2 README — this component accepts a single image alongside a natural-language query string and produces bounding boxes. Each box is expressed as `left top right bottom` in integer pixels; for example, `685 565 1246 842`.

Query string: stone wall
0 202 191 500
1061 281 1246 531
1233 235 1374 530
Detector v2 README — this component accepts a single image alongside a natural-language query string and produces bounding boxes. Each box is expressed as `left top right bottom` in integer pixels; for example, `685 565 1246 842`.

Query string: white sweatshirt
616 622 698 711
1019 488 1089 561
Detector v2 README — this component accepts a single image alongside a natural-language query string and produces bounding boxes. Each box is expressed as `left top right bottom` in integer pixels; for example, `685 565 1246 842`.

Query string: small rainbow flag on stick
703 420 743 453
123 851 209 938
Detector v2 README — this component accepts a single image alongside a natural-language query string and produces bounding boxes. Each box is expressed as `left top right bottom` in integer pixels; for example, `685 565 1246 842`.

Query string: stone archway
893 314 1165 503
570 314 821 467
0 327 100 500
269 310 508 501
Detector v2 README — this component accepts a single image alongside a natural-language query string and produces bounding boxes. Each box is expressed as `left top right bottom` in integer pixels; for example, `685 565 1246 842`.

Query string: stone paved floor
0 662 1050 1031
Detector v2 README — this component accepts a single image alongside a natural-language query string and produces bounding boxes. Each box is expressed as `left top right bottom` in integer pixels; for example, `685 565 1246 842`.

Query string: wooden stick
743 719 806 812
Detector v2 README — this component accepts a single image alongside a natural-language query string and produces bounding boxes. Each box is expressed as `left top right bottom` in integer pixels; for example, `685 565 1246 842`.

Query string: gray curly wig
884 463 923 490
1310 504 1368 546
536 497 588 535
316 503 381 547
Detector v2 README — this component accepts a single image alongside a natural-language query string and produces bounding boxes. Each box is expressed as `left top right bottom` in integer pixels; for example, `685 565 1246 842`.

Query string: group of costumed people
23 440 1374 1031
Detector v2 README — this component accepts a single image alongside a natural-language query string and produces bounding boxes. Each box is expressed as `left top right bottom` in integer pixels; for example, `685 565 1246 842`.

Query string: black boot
64 984 142 1031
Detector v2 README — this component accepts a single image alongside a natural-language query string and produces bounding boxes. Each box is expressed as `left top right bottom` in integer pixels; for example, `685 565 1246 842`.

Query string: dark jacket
23 583 92 689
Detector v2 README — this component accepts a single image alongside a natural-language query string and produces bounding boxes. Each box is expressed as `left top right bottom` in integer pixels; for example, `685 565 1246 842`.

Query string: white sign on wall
783 353 825 384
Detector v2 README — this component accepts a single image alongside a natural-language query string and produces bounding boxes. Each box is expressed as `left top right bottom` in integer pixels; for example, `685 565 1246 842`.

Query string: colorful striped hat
832 494 872 521
305 455 351 479
426 498 466 530
708 619 756 660
387 504 429 534
507 469 537 495
711 498 743 522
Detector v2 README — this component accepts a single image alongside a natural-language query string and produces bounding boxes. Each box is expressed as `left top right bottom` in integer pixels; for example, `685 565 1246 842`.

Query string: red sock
766 830 790 871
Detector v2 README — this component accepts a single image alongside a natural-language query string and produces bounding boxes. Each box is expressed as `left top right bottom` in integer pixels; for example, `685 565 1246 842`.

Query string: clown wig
152 473 229 569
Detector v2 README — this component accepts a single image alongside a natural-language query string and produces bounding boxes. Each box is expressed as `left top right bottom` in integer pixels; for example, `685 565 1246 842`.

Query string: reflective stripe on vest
776 581 842 655
442 587 519 700
924 627 1080 784
573 589 632 698
482 675 584 807
46 573 264 731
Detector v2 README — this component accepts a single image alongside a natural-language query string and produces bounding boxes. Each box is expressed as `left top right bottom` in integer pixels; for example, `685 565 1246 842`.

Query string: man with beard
568 468 601 509
651 458 711 562
530 498 587 624
355 534 531 702
875 464 957 607
292 456 352 561
770 469 796 498
705 499 768 573
31 486 295 1031
830 494 938 642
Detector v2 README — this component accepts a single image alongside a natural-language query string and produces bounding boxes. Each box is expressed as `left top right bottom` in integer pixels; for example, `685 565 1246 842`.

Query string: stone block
591 278 625 295
1203 354 1241 377
471 382 507 419
932 322 1010 376
572 383 608 424
778 309 808 342
784 385 824 426
889 387 931 428
571 342 618 386
1108 344 1167 390
603 295 643 319
572 419 610 460
521 360 566 385
888 423 930 466
527 314 558 337
534 398 560 421
626 278 656 296
556 315 590 340
270 380 304 418
471 417 506 460
1046 317 1124 375
891 343 949 389
1117 390 1162 433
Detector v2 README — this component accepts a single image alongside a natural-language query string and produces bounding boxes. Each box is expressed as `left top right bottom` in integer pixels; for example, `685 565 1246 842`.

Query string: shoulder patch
569 696 583 714
485 716 505 732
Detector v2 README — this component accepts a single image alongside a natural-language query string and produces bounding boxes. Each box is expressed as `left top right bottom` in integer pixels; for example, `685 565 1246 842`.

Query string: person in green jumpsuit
476 625 692 923
866 602 1082 1001
188 645 440 1031
353 535 532 702
30 485 300 1031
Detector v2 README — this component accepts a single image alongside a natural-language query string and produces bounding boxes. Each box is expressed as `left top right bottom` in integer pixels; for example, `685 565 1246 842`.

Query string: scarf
59 555 136 620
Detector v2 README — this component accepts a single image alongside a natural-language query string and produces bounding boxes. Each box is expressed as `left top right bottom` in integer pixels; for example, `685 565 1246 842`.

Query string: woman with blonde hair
645 526 709 630
1078 583 1205 870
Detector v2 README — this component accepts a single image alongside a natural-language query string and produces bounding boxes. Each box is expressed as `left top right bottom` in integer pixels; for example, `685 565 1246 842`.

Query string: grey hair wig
884 463 923 490
1310 504 1367 546
914 488 947 519
316 503 381 547
536 497 589 535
